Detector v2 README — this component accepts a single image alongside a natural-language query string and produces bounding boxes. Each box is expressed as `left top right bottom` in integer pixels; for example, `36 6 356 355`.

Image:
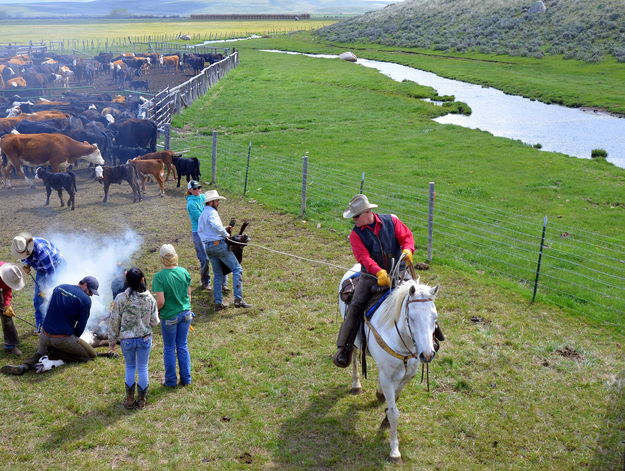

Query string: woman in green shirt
152 244 192 387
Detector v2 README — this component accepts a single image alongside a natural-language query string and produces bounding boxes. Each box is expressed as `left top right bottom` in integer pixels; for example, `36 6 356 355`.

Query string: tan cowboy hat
11 232 34 258
204 189 226 203
343 194 378 219
0 263 25 290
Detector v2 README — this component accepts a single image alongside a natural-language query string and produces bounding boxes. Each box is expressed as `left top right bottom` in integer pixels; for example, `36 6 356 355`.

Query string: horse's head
404 282 439 363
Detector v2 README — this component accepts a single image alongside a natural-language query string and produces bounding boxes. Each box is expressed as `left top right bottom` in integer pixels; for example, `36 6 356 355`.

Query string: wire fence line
169 131 625 331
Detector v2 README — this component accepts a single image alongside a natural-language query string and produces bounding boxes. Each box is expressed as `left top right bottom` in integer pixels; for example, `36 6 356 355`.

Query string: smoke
43 229 142 328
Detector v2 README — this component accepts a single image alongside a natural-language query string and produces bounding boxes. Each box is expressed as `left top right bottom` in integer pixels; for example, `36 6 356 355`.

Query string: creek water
263 50 625 169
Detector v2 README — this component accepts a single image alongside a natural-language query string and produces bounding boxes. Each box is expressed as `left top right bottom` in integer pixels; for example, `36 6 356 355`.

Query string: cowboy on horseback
332 194 444 368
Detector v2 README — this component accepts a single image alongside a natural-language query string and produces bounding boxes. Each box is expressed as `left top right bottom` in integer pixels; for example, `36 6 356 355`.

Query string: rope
231 239 376 278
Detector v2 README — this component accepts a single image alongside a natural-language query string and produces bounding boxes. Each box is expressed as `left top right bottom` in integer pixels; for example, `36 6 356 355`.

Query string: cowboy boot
136 385 148 409
332 306 361 368
124 383 136 409
1 364 27 375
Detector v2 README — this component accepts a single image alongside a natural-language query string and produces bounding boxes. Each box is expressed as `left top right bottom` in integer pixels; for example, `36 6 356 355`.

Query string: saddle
339 273 389 318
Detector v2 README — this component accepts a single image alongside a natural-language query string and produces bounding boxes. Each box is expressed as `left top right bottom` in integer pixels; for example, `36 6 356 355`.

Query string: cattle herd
0 49 212 207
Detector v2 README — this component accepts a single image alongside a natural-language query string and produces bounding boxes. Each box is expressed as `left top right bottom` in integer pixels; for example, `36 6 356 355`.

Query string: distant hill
316 0 625 62
0 0 396 18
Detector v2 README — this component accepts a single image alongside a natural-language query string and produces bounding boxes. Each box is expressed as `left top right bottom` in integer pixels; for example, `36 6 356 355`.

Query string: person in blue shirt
1 276 99 376
11 233 66 331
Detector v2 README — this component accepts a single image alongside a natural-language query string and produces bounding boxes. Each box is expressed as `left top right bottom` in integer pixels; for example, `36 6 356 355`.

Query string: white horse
338 264 439 463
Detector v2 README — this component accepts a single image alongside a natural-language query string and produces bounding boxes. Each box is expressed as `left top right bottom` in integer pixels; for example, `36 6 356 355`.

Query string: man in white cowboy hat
333 194 418 368
185 180 228 293
197 189 252 311
0 262 26 356
11 232 65 332
1 276 99 376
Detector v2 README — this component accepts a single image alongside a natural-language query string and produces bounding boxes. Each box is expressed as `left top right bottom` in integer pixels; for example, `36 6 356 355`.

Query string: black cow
174 156 201 187
15 118 68 134
112 145 151 165
183 54 205 75
108 119 157 152
129 80 149 91
94 164 142 203
220 219 250 275
35 167 77 210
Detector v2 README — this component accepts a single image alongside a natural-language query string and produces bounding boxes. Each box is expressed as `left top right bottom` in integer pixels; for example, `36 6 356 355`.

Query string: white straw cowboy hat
343 194 378 219
0 263 25 290
203 189 226 203
11 232 34 258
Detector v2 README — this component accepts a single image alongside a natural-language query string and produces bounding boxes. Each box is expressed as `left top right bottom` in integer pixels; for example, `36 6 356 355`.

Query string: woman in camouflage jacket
109 267 159 409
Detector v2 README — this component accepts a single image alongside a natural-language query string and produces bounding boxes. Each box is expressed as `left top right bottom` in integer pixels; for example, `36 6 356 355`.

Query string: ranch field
0 25 623 470
0 168 622 470
0 19 335 44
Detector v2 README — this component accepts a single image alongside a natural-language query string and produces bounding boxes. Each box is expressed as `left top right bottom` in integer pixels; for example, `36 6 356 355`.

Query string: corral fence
169 131 625 332
148 51 239 129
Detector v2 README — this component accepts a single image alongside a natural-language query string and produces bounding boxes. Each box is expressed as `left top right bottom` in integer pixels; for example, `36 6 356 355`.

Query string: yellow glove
402 249 413 265
21 265 31 275
376 269 391 287
2 305 15 317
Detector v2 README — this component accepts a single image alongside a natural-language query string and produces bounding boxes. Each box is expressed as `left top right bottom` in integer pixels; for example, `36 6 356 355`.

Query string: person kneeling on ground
1 276 100 375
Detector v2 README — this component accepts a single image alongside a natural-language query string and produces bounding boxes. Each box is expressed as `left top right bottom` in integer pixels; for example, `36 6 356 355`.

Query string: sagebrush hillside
316 0 625 62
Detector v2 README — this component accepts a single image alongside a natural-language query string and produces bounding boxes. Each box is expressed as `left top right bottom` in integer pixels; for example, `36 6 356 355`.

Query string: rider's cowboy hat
11 233 34 258
0 263 25 290
343 194 378 219
203 190 226 203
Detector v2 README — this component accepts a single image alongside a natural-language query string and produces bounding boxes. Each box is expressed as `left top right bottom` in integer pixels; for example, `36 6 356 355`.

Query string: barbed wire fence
171 130 625 332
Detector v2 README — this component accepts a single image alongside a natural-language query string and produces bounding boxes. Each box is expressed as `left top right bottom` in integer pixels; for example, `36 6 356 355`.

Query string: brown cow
161 55 179 71
129 158 165 197
7 77 27 88
1 133 104 187
134 150 181 181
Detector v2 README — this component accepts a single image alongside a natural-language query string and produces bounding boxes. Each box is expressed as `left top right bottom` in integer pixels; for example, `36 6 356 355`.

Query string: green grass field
171 36 625 329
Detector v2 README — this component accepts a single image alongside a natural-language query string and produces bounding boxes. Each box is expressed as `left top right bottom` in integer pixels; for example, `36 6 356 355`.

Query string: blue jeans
193 232 228 289
160 311 192 386
34 271 55 328
204 239 243 305
120 336 152 390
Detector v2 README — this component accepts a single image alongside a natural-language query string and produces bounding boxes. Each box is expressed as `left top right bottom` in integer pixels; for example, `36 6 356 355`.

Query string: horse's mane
376 279 431 329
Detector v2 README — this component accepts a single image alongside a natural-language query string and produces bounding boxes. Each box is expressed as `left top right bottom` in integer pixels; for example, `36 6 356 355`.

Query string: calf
94 164 142 203
130 80 149 91
174 156 200 187
134 150 180 181
221 219 250 275
129 158 165 197
35 167 77 210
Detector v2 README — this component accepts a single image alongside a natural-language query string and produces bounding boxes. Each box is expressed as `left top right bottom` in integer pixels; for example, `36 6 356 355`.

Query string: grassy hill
316 0 625 62
0 0 394 18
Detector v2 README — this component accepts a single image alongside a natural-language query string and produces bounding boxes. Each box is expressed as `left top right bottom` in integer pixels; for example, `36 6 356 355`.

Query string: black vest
353 213 401 274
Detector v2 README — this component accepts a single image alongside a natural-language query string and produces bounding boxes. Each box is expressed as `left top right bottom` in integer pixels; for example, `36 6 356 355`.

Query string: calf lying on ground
94 164 142 203
35 166 77 210
129 158 165 197
174 156 200 187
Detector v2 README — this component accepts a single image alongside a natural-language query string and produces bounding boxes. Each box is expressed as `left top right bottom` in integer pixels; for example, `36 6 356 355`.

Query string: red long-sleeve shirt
349 213 415 274
0 261 14 307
